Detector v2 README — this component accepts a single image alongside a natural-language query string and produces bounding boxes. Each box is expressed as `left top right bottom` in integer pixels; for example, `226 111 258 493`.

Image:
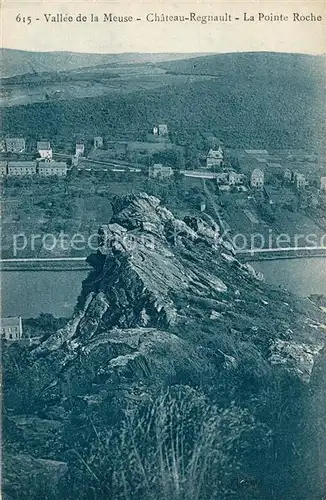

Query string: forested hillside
2 52 325 148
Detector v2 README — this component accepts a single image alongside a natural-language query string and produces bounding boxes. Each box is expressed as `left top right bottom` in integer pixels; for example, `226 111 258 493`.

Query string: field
0 172 206 259
0 64 213 108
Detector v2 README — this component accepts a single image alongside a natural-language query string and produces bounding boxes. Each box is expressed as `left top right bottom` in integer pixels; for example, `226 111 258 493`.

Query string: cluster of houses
284 168 308 189
284 168 326 192
148 145 265 193
0 159 68 177
0 137 90 177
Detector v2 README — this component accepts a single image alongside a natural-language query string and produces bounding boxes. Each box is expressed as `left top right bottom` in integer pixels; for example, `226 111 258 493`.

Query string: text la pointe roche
42 12 323 23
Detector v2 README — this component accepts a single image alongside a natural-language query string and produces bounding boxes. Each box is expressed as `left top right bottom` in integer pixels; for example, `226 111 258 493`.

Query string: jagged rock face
35 192 326 385
3 193 326 499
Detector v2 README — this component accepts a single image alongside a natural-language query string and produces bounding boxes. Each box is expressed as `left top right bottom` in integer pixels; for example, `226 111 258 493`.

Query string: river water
1 258 326 318
0 270 89 318
253 258 326 297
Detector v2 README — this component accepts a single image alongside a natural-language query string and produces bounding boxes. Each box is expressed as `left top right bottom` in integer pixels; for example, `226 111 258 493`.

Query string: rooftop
1 317 21 327
8 161 36 167
39 161 67 168
37 141 51 150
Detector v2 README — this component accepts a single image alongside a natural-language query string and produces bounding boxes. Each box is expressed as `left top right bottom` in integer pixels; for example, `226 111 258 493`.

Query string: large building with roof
37 141 52 159
250 168 264 189
5 138 26 153
8 161 37 176
206 147 224 169
38 160 67 177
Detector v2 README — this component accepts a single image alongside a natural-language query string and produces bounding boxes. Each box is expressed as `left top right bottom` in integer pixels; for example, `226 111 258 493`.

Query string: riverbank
0 258 91 271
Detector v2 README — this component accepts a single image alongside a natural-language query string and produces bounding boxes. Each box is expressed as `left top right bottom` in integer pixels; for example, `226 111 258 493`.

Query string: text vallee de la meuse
42 12 323 23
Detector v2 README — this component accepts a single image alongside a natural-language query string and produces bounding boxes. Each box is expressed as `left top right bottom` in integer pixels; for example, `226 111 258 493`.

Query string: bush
66 387 269 499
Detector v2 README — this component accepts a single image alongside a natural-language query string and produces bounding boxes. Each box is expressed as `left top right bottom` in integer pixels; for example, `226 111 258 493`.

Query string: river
1 258 326 318
253 258 326 297
0 270 89 318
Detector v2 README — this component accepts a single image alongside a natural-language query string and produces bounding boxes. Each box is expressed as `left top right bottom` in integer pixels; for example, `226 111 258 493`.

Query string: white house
149 163 173 179
75 143 85 157
284 168 292 181
37 141 52 159
250 168 264 189
1 316 23 341
206 147 224 169
158 124 168 136
295 173 306 190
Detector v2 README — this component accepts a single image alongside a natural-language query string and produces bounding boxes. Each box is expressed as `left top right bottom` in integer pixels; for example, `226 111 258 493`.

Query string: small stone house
250 168 264 189
37 141 52 159
158 124 168 136
75 143 85 157
1 316 23 341
149 163 173 179
295 173 306 190
94 137 103 149
206 147 224 169
229 171 245 186
5 138 26 153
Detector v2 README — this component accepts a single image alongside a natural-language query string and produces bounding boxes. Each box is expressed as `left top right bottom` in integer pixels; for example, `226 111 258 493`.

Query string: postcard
1 1 325 498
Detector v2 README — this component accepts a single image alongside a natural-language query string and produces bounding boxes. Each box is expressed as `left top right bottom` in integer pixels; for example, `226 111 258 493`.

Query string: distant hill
0 49 204 78
2 52 325 149
159 51 326 81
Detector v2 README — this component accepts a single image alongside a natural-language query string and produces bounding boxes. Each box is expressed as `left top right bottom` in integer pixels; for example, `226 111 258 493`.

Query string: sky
1 0 325 54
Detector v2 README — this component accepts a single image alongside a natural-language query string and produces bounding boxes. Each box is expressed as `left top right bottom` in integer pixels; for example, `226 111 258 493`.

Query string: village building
8 161 37 176
308 194 319 209
76 143 85 156
158 124 168 136
72 155 79 167
250 168 264 189
320 176 326 192
0 160 8 176
206 147 224 169
38 160 67 177
1 316 23 341
94 136 103 149
215 172 229 184
5 137 26 154
229 171 245 186
153 126 159 136
149 163 173 179
37 141 52 159
284 168 292 181
294 172 307 190
0 140 6 153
